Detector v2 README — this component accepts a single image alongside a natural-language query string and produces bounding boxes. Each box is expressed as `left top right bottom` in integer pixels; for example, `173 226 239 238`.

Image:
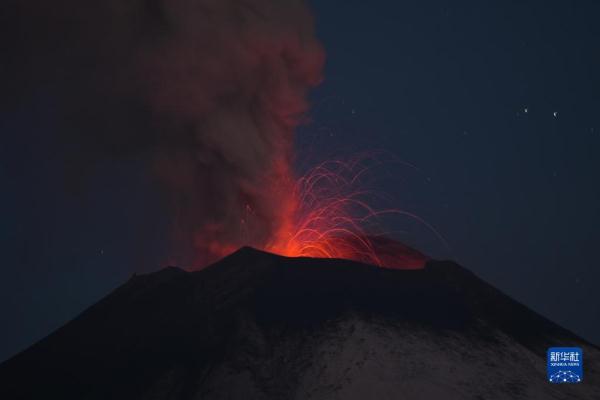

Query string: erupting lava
264 158 430 269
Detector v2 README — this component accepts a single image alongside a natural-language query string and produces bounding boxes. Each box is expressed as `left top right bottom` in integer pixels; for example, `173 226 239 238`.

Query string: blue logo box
547 347 583 383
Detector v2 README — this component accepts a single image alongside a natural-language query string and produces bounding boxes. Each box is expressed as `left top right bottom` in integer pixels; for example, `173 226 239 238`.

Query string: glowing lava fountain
265 158 432 269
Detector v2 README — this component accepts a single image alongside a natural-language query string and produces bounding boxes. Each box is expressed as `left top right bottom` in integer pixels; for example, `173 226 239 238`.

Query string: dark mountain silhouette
0 247 598 399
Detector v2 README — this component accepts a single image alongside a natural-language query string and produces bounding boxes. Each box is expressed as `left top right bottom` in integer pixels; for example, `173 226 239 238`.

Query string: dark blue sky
1 0 599 362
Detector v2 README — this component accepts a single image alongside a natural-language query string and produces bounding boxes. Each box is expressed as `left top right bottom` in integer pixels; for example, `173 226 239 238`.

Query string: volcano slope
0 247 598 399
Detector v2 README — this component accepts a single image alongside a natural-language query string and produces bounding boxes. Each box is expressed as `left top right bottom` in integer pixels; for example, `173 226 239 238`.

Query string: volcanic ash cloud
7 0 324 267
137 0 325 266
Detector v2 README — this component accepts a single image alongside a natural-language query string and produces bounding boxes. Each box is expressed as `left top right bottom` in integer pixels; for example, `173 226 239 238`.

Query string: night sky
1 0 599 363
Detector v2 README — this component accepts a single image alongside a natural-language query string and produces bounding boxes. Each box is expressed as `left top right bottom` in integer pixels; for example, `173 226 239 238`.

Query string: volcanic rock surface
0 247 598 399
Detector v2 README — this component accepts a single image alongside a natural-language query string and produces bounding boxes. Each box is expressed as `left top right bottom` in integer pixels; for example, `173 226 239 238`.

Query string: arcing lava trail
265 159 430 269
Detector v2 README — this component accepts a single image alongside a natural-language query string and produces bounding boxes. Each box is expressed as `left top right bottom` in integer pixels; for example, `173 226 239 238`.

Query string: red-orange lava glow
265 159 429 269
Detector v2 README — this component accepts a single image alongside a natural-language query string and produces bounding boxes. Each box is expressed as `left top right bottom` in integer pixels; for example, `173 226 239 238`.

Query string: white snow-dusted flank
190 315 599 400
296 317 599 400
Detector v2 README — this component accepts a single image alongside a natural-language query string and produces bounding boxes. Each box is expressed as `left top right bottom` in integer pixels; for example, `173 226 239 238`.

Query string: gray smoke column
5 0 324 267
136 0 325 266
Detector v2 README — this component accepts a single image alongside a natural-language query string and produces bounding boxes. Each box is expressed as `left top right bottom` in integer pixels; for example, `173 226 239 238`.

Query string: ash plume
3 0 324 267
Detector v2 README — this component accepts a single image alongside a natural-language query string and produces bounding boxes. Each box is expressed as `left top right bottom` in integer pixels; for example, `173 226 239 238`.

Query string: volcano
0 247 598 399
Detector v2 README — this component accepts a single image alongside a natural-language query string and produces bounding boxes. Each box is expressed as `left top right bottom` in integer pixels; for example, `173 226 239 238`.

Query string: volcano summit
0 247 598 399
